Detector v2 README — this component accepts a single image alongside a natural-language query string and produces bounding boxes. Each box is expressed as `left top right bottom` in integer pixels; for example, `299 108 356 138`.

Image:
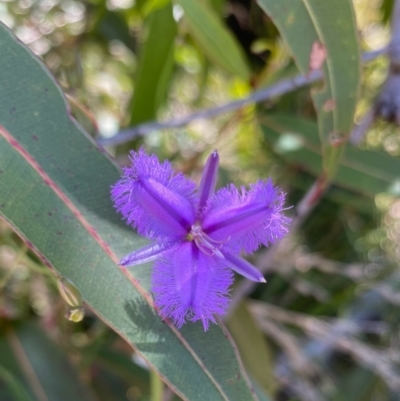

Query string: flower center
187 223 225 258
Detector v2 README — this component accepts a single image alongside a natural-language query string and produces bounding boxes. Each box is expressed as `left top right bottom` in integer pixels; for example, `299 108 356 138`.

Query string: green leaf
97 10 135 53
176 0 250 80
129 4 177 125
141 0 171 17
226 302 275 398
151 370 164 401
0 23 257 401
381 0 395 25
0 366 36 401
91 351 151 401
95 348 150 395
0 322 94 401
91 369 133 401
260 114 400 197
257 0 360 177
333 367 378 401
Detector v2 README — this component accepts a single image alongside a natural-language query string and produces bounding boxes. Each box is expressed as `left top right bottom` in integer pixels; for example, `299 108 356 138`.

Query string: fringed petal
202 180 291 253
111 149 197 239
152 242 233 331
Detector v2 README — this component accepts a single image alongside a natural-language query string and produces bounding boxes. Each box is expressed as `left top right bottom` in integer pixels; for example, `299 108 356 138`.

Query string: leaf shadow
123 298 171 349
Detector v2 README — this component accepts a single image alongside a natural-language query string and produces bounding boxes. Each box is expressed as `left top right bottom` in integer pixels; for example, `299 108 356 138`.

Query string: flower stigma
188 223 225 258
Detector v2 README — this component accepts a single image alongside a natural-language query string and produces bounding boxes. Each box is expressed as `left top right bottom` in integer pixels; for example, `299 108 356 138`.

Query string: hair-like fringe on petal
123 149 195 196
152 243 233 331
111 149 197 240
203 180 291 253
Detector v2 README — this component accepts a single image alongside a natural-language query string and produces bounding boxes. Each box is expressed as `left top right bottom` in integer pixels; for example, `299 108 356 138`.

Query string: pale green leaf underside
261 114 400 197
0 23 257 401
257 0 360 176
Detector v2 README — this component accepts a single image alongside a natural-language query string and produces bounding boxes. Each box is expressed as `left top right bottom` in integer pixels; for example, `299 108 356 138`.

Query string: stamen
189 223 226 258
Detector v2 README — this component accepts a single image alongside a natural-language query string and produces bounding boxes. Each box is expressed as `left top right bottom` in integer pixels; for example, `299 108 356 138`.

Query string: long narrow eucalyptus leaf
0 23 257 401
257 0 361 178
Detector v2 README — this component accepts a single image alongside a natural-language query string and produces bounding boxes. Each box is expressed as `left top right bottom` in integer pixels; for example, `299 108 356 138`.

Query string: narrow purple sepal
120 241 179 266
198 150 219 214
222 251 266 282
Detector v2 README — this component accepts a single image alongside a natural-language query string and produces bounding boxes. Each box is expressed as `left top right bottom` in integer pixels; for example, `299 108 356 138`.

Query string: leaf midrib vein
0 125 231 401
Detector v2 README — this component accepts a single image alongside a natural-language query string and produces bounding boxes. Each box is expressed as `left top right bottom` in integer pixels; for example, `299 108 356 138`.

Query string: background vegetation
1 0 400 400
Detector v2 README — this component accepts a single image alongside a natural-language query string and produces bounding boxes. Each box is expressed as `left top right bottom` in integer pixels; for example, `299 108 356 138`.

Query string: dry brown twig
250 301 400 392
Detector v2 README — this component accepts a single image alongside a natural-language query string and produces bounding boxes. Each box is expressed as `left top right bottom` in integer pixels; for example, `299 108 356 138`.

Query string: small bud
66 307 85 322
57 277 83 308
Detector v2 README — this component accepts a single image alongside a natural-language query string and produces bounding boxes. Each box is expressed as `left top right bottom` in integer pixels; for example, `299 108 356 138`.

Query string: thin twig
260 319 333 401
98 70 323 146
361 46 388 62
349 106 376 145
97 48 386 147
389 0 400 65
251 301 400 392
264 248 372 281
275 368 327 401
259 318 320 378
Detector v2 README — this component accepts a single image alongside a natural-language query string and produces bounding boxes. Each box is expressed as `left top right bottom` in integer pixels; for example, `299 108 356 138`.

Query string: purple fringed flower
111 149 291 330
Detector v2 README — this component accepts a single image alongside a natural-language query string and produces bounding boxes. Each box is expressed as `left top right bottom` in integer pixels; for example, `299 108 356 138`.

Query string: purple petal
222 251 266 282
111 149 197 239
152 242 233 331
120 241 179 266
202 180 291 253
198 150 219 214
